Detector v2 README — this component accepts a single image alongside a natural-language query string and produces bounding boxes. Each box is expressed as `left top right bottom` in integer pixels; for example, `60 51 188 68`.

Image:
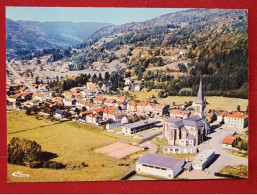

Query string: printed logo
12 171 29 178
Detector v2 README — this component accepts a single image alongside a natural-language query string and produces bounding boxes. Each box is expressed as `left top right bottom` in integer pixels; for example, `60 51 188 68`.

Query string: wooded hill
73 9 248 98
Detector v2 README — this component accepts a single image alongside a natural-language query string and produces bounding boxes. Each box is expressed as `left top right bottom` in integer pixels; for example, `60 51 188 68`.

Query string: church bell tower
195 78 206 119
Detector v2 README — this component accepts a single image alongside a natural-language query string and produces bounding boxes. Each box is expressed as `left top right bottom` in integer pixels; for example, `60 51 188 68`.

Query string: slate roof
137 153 184 169
165 115 206 129
196 78 205 104
123 119 161 129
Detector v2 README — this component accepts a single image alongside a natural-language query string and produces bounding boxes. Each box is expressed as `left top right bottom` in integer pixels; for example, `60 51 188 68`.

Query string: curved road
198 126 248 175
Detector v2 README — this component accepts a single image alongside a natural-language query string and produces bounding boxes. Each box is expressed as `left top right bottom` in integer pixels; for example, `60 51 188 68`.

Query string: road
139 141 158 154
179 125 248 179
7 62 36 93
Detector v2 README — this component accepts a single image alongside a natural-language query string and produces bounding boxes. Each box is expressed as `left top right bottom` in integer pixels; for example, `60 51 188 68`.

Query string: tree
237 105 241 112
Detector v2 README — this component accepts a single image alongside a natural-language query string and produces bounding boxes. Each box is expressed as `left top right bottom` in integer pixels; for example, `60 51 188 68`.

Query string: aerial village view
6 8 248 182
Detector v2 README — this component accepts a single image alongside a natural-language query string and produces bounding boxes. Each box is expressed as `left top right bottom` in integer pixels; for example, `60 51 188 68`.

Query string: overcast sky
6 7 187 25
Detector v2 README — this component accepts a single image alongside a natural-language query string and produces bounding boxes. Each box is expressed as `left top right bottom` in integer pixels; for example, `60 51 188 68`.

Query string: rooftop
123 118 161 129
193 149 215 165
222 136 237 145
137 153 184 169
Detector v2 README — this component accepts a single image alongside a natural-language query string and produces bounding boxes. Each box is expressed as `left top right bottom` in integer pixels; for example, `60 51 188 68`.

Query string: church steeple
196 77 205 104
195 77 206 118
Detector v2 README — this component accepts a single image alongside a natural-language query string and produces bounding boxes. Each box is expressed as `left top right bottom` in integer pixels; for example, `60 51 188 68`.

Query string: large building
136 153 185 179
225 112 248 129
122 118 161 135
163 78 210 146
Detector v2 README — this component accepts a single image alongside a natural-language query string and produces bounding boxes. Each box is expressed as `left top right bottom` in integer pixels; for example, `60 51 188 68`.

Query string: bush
8 137 66 169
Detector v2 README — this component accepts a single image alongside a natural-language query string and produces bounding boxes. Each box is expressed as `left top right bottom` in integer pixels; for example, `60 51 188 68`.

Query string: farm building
136 153 185 179
122 118 161 135
192 149 215 170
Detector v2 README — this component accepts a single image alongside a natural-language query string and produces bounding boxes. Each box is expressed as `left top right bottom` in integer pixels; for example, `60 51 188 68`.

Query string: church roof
196 78 205 104
165 115 206 129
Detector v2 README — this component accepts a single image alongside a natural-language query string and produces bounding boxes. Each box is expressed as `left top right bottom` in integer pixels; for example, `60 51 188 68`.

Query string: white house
136 153 184 179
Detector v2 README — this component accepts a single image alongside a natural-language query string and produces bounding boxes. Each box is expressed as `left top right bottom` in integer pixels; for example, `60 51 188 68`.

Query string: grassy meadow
7 111 137 182
130 89 248 111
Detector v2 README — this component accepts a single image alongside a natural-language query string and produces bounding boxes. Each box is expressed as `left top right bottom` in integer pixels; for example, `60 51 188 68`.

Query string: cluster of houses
6 81 170 129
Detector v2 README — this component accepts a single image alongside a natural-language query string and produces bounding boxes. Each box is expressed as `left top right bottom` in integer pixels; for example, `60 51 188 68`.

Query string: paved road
199 126 248 173
7 62 36 93
179 125 248 179
139 141 158 154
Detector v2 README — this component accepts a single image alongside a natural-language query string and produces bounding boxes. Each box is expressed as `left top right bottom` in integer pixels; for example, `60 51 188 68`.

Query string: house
145 103 170 117
72 93 83 99
134 84 141 92
86 114 102 125
124 78 132 86
127 101 137 113
7 94 21 103
121 115 135 125
103 107 121 120
225 112 248 129
63 91 73 98
136 153 184 179
192 149 215 170
32 93 44 101
93 96 106 105
20 93 32 101
217 111 230 123
101 82 112 93
63 98 76 107
205 109 217 122
179 50 187 57
171 55 180 62
104 98 116 107
123 86 130 92
222 136 237 149
114 101 127 110
122 119 161 135
113 112 126 122
137 102 148 113
80 110 93 120
54 110 65 119
87 82 96 90
170 109 191 119
115 96 128 103
76 100 87 109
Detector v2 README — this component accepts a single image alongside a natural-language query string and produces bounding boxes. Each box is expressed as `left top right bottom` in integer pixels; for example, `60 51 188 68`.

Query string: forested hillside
6 18 113 51
8 9 248 99
71 9 248 98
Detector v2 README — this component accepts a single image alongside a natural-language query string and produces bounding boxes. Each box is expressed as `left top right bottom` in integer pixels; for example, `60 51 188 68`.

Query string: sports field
94 142 143 159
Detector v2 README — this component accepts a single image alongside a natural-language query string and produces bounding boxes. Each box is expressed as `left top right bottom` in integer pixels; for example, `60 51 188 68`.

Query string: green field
7 111 137 182
130 89 248 111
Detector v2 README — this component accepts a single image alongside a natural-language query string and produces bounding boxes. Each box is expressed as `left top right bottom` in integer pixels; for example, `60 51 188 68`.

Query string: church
163 78 210 146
